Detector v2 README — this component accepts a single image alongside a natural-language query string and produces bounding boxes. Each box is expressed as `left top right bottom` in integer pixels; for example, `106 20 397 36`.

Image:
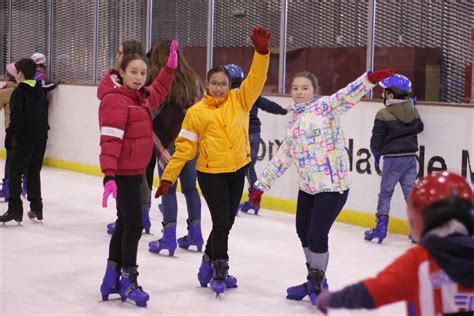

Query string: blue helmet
224 64 244 88
379 74 412 95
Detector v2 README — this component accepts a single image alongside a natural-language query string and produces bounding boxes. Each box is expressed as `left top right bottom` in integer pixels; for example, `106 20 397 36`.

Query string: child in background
98 42 177 307
147 39 203 256
250 69 394 304
317 171 474 315
0 63 18 201
364 74 424 244
224 63 288 215
0 58 49 223
31 53 58 93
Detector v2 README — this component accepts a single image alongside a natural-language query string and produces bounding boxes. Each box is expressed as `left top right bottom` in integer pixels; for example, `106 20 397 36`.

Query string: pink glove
102 179 117 208
166 40 179 70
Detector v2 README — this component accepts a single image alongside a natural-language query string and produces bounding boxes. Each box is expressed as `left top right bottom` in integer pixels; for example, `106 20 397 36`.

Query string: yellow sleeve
161 110 199 184
235 52 270 112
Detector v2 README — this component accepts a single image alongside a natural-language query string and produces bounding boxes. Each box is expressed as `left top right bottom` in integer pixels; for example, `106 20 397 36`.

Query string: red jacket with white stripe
327 225 474 315
98 67 174 176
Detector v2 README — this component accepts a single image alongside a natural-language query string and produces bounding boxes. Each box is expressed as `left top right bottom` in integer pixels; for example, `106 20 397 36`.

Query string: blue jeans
158 155 201 224
376 156 417 217
245 133 261 193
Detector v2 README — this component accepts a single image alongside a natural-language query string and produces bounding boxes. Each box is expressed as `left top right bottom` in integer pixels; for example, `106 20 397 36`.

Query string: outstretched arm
256 96 288 115
321 69 394 115
236 27 271 112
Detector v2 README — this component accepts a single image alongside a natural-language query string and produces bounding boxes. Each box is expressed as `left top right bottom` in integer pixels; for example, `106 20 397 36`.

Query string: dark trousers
8 140 47 216
296 190 349 253
4 148 12 180
108 175 143 268
198 165 247 260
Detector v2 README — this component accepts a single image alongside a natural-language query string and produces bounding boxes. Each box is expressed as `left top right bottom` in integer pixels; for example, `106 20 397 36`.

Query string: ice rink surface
0 163 408 315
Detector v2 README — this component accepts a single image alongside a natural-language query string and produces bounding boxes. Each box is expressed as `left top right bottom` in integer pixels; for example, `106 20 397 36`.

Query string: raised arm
235 27 271 112
148 40 178 109
320 69 394 115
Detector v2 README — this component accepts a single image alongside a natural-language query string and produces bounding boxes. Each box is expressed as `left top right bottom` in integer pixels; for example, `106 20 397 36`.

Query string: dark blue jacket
370 99 423 157
249 96 287 134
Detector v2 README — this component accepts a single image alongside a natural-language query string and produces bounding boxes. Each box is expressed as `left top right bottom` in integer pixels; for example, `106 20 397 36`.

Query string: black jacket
249 96 287 134
7 81 49 145
370 98 423 156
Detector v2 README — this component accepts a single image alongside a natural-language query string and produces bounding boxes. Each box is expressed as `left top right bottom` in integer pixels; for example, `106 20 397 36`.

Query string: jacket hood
97 69 149 102
422 234 474 287
385 98 417 124
18 81 43 99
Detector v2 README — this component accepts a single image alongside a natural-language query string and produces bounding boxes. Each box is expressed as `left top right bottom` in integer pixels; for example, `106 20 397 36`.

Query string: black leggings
108 175 143 267
197 166 247 260
296 190 349 253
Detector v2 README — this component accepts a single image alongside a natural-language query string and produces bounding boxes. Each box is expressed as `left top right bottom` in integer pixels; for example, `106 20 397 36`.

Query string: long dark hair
149 39 201 107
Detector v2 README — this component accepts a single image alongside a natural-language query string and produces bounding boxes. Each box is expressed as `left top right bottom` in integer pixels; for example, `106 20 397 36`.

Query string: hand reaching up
166 40 179 70
251 27 271 55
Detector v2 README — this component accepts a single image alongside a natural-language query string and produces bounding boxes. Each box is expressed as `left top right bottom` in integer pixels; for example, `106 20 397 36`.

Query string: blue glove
373 153 381 170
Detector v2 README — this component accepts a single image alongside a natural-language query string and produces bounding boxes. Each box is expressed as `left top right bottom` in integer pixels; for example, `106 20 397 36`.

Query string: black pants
198 165 247 260
8 140 47 216
296 190 349 253
108 175 143 268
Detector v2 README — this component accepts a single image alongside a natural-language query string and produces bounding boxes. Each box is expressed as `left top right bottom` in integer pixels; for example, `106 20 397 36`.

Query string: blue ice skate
210 259 228 296
239 200 260 215
197 254 237 289
100 260 120 301
364 215 388 244
119 266 149 307
177 220 204 251
148 222 177 256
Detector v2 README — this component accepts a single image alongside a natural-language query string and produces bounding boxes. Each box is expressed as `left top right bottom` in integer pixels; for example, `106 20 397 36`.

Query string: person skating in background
154 27 271 296
0 58 49 223
0 63 18 201
104 39 154 235
98 42 177 307
249 68 395 304
224 63 288 216
30 53 58 93
316 171 474 315
147 39 203 256
364 74 424 244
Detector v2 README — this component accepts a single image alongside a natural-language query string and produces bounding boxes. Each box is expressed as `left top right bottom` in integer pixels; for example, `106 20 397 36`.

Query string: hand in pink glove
166 40 179 70
102 179 117 208
250 188 264 207
367 68 395 84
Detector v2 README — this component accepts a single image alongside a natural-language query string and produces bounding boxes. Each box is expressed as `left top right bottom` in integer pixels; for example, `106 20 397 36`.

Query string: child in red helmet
316 171 474 315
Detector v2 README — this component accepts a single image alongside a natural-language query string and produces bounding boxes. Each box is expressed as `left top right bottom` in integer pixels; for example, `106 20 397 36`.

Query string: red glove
251 27 271 55
250 188 264 207
155 180 172 198
367 68 395 83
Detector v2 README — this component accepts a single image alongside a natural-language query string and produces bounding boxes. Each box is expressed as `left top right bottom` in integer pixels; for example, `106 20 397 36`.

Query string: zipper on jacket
326 157 334 184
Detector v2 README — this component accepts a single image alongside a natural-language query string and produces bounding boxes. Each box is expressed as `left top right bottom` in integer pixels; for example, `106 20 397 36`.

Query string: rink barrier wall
1 84 472 237
0 149 410 235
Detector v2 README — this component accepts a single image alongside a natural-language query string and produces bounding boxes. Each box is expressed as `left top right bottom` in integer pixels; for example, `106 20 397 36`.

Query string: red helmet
407 171 473 241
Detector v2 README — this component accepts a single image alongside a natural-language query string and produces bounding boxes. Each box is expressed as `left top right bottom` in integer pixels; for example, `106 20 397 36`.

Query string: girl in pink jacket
98 41 177 307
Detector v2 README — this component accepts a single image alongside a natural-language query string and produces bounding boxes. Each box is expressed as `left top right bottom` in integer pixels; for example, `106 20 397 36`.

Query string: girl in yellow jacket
155 27 271 296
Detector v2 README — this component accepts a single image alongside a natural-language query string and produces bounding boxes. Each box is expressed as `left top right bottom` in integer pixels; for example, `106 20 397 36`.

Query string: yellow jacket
162 51 270 183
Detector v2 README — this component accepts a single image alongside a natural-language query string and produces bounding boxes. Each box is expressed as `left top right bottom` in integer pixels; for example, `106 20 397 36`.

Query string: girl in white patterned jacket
249 69 394 304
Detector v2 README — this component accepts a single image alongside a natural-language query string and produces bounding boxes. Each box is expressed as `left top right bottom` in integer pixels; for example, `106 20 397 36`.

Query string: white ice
0 162 408 315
